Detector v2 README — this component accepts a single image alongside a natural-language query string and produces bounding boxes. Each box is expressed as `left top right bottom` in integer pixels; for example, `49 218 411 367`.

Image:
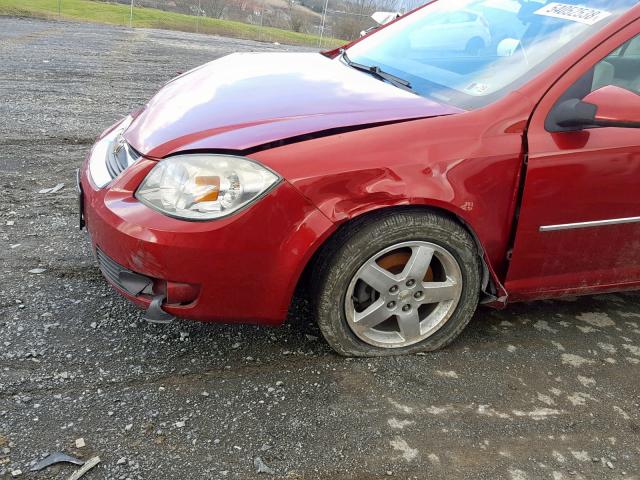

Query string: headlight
135 154 280 220
89 116 135 188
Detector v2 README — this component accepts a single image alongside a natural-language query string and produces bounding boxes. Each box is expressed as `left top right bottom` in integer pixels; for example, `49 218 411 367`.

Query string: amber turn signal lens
194 176 220 202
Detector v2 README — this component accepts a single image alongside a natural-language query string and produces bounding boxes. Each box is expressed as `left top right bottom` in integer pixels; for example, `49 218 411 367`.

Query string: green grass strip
0 0 345 47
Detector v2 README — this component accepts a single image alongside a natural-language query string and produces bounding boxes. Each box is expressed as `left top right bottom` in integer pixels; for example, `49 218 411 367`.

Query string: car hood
124 52 462 158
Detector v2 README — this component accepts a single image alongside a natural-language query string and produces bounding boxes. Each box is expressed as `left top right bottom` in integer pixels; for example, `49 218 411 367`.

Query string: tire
313 209 481 357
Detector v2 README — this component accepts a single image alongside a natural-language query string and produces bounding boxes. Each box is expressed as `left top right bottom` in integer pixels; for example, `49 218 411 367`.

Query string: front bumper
79 153 335 325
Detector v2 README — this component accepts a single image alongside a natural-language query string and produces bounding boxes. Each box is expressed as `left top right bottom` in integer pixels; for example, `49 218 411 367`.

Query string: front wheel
314 210 481 357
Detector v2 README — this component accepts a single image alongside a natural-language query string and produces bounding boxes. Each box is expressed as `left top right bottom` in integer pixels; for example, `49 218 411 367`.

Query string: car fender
251 108 529 305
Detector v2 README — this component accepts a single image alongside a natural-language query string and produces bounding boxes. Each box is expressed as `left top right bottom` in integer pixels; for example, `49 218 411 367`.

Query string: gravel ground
1 16 639 480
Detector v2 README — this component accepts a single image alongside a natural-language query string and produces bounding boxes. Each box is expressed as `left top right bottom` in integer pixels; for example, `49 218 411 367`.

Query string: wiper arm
340 49 413 93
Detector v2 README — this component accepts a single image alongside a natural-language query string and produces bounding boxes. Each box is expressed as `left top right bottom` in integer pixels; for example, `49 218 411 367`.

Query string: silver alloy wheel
344 241 463 349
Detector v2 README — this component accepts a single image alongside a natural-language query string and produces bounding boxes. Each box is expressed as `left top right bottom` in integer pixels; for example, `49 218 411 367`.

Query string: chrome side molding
540 216 640 232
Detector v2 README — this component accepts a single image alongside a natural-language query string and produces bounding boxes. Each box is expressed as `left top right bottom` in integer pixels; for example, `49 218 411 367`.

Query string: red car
79 0 640 356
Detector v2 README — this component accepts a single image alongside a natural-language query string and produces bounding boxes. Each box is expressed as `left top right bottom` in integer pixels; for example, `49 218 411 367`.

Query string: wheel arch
290 204 507 319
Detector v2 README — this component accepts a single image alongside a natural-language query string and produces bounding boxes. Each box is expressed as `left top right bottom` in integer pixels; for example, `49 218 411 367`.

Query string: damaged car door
506 22 640 298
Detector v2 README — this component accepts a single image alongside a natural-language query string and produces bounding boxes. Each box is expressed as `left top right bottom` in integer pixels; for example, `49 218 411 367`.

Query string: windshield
345 0 637 109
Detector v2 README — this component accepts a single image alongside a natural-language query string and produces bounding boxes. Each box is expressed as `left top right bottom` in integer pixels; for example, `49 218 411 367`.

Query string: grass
0 0 345 48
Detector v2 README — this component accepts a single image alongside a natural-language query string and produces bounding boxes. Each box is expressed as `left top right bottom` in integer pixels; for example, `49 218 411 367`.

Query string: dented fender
252 101 533 302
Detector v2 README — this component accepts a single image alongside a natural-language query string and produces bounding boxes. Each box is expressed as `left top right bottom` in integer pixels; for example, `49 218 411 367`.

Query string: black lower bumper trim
143 295 175 324
95 248 174 324
96 248 153 296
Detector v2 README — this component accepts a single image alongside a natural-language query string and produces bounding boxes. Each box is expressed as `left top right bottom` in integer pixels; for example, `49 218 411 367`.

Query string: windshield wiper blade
340 49 413 92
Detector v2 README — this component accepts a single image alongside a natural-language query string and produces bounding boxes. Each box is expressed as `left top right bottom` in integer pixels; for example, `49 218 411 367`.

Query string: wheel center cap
398 290 411 301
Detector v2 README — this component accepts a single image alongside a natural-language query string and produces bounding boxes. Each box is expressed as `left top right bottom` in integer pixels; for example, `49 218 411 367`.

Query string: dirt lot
1 16 639 480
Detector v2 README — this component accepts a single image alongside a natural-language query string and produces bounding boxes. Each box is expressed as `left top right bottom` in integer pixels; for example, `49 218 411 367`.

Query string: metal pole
196 0 201 33
260 0 265 41
129 0 134 28
58 0 61 16
319 0 329 48
260 0 265 27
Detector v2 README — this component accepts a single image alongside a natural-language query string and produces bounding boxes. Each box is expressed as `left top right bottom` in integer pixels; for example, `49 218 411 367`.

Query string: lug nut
387 301 396 309
406 279 416 287
402 304 411 312
389 286 399 294
414 291 423 299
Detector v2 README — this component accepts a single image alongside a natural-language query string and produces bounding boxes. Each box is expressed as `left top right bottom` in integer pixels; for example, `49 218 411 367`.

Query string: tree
331 0 400 40
202 0 227 19
286 0 309 33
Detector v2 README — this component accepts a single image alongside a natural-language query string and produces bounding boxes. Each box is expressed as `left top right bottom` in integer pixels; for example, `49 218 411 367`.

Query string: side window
621 35 640 58
591 34 640 94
